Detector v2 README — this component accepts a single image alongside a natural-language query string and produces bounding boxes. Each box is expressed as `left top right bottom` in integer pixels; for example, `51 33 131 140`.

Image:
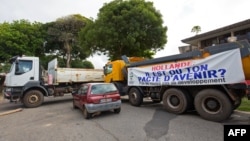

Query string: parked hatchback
72 83 121 119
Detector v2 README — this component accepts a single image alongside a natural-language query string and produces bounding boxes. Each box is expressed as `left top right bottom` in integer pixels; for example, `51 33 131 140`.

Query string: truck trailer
3 57 104 108
103 40 250 122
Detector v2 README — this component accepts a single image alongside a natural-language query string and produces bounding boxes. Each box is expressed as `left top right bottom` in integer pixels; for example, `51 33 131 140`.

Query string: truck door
11 59 36 86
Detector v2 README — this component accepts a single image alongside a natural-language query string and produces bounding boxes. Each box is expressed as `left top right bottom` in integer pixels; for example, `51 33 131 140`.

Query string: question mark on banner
218 69 226 77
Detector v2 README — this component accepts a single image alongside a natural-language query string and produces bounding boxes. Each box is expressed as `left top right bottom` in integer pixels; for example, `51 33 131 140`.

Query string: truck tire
194 89 233 122
162 88 191 114
129 87 143 106
23 90 44 108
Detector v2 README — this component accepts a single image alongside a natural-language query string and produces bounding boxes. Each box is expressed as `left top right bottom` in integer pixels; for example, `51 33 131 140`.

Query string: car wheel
83 107 91 119
73 100 77 109
114 107 121 114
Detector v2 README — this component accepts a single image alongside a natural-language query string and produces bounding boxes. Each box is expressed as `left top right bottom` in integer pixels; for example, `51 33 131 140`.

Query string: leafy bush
237 97 250 112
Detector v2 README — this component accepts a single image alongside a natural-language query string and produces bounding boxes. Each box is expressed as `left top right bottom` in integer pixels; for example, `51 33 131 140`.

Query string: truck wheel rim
29 95 39 103
202 97 221 114
168 95 180 108
131 92 137 100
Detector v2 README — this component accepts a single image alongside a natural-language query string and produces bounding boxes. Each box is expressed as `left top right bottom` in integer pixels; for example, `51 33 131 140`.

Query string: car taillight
87 98 100 104
112 97 120 102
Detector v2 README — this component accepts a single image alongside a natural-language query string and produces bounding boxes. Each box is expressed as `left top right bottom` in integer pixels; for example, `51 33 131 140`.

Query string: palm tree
191 26 201 35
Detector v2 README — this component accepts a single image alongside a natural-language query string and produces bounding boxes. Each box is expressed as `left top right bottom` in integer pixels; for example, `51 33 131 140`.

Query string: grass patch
237 97 250 112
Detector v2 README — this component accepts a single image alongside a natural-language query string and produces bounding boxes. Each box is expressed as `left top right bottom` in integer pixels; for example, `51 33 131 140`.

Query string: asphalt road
0 95 249 141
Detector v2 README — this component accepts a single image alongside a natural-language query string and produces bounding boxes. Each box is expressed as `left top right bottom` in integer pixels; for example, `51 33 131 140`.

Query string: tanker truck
103 40 250 122
3 57 104 108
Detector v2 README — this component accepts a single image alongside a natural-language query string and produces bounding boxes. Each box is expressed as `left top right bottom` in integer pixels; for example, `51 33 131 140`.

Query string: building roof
181 19 250 45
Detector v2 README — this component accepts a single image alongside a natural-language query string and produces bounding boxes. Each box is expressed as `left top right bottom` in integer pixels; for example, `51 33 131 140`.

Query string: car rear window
91 84 117 95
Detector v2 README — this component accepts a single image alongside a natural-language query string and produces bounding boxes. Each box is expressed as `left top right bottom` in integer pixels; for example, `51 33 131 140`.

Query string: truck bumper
4 92 11 99
4 88 12 99
3 87 22 101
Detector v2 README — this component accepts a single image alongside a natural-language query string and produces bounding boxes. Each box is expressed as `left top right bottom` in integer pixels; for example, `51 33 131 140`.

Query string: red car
72 83 121 119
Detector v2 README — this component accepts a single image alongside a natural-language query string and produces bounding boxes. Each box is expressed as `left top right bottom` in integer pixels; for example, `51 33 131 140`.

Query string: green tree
0 20 46 63
71 60 94 68
0 63 11 73
39 55 94 69
191 25 201 35
39 55 60 70
45 14 93 68
80 0 167 60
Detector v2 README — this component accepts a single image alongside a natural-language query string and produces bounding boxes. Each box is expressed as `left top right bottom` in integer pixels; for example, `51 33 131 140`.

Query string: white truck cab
4 56 47 107
5 56 40 87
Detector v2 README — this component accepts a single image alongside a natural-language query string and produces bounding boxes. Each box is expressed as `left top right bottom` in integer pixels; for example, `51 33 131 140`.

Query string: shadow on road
42 97 73 106
144 108 177 140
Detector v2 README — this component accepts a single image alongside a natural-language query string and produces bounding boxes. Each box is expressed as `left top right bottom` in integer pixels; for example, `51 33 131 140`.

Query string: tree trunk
64 41 71 68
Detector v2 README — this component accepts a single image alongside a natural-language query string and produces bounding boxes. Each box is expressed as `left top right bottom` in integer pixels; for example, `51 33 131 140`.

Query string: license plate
100 98 112 103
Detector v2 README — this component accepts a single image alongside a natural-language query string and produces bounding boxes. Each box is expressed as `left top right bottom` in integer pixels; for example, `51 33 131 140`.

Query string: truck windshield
15 60 32 74
103 64 112 75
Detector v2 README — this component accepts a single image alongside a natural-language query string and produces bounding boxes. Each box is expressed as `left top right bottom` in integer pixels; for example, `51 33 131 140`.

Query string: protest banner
128 48 245 86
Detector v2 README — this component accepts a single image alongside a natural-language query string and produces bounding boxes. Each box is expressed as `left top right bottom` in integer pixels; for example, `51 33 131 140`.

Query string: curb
234 110 250 117
0 108 23 116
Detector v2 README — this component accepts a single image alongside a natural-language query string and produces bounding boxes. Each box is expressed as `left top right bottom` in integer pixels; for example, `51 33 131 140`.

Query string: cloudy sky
1 0 249 68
